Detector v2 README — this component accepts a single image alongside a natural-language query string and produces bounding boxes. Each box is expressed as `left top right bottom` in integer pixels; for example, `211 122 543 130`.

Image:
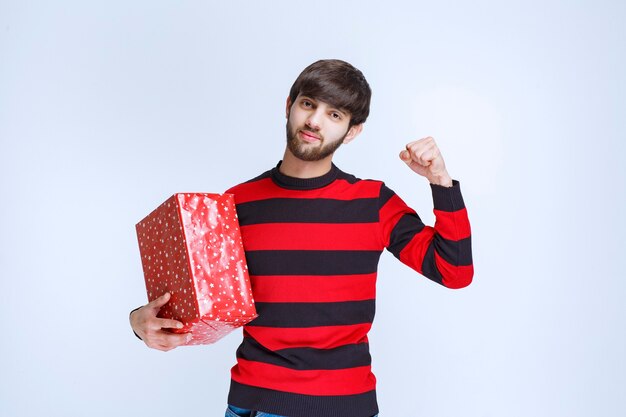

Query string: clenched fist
399 136 453 187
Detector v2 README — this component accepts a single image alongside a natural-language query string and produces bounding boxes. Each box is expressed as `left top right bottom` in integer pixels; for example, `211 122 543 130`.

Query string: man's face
285 94 358 162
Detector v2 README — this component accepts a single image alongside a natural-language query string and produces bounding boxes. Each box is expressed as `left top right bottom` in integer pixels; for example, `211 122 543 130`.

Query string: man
130 59 473 417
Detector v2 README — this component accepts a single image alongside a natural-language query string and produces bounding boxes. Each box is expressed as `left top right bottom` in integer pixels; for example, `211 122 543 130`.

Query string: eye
331 112 342 120
301 99 312 108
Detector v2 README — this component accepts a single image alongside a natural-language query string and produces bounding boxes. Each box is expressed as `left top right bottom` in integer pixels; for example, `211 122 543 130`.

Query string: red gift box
135 193 257 345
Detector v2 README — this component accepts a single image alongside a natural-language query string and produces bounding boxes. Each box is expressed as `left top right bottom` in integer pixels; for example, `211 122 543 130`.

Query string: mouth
298 130 321 143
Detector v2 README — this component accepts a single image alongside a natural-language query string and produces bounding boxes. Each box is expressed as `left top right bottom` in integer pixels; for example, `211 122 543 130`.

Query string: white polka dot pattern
135 193 258 345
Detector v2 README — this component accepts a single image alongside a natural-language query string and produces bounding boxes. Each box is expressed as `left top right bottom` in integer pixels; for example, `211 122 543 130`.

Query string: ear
342 123 363 144
285 96 292 119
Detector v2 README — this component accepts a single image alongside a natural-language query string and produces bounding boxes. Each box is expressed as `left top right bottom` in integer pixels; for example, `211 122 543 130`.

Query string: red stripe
399 227 435 273
241 223 382 251
243 324 371 350
433 207 471 240
231 359 376 395
229 178 382 204
435 251 474 289
379 194 416 247
251 274 377 302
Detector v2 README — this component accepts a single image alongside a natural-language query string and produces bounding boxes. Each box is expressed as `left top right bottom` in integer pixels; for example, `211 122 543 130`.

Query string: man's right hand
129 292 191 351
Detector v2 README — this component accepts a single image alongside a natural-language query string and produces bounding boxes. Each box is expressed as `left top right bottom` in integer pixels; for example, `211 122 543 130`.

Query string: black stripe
335 170 361 184
434 235 473 266
247 300 376 327
246 250 381 276
236 198 379 225
243 170 271 184
236 337 372 370
378 184 395 208
387 213 425 257
421 242 443 285
228 380 379 417
430 180 466 212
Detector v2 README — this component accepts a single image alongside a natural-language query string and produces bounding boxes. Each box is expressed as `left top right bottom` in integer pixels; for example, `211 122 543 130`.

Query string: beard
285 121 348 162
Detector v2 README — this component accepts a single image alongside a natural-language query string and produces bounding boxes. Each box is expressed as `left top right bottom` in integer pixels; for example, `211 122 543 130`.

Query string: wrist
428 173 453 187
129 307 144 340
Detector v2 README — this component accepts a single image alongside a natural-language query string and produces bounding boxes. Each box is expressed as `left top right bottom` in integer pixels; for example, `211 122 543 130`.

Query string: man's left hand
399 136 453 187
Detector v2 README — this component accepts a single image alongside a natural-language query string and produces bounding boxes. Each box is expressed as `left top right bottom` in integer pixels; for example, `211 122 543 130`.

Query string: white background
1 1 625 416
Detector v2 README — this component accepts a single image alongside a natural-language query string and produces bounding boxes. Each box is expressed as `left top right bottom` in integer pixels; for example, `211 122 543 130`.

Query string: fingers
158 318 184 330
142 316 180 332
138 292 194 351
401 136 440 166
147 292 172 309
145 331 192 351
399 149 411 163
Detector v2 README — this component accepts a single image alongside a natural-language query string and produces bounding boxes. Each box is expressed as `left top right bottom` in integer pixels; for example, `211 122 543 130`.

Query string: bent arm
379 180 473 288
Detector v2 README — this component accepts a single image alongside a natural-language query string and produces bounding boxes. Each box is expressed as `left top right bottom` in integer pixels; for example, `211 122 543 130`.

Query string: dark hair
289 59 371 127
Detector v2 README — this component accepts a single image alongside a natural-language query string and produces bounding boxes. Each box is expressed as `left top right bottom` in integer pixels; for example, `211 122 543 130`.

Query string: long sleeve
129 306 143 340
378 180 473 289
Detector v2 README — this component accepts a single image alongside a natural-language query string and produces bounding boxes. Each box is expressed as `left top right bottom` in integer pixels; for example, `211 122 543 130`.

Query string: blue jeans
226 404 379 417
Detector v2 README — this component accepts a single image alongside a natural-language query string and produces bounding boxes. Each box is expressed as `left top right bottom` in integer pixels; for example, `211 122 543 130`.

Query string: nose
306 110 322 131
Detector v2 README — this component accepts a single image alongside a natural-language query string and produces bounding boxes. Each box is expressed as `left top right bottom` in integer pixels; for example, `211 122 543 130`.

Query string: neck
279 148 334 178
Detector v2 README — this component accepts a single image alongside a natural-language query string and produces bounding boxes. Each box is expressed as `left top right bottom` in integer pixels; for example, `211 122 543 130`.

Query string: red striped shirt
225 162 473 417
